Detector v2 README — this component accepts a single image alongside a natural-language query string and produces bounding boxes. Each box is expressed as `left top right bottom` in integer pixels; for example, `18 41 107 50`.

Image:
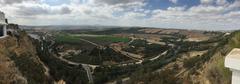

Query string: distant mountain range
19 25 236 32
19 25 146 30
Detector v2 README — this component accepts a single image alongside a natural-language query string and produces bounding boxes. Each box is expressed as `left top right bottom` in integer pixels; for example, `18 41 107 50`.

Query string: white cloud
0 0 239 30
95 0 145 5
147 2 240 30
189 5 225 14
169 0 178 4
228 0 240 9
216 0 228 5
0 0 37 5
200 0 215 4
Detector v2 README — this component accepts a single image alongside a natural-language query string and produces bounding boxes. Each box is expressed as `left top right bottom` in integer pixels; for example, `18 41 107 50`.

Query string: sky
0 0 240 30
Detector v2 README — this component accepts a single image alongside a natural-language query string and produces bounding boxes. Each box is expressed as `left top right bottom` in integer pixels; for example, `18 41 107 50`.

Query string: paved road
146 39 166 45
79 38 105 49
40 34 96 83
127 38 135 44
149 50 168 61
56 55 96 83
130 37 165 45
111 47 143 61
82 64 94 84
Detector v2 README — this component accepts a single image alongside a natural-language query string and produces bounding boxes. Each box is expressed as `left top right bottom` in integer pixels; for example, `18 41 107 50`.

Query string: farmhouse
0 11 7 38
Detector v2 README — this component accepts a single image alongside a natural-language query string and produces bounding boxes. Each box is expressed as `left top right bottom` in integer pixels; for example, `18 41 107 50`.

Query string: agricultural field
63 47 132 65
54 33 133 65
75 34 130 46
56 33 130 44
55 34 96 50
45 28 227 84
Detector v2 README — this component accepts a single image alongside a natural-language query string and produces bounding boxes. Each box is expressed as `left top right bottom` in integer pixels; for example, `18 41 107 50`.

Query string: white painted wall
0 12 7 38
231 69 240 84
0 11 5 24
225 48 240 84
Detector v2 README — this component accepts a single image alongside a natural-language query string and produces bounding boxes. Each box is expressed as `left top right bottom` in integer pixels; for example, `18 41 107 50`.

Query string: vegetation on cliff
0 28 50 84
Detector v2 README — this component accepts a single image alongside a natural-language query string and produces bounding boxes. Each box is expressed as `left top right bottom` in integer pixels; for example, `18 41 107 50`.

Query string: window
0 25 4 36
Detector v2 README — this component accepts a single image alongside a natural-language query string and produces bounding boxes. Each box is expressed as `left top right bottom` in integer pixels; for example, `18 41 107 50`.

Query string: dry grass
0 54 27 84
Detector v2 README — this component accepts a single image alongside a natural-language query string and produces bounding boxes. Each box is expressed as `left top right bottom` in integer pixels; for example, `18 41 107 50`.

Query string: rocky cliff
0 25 50 84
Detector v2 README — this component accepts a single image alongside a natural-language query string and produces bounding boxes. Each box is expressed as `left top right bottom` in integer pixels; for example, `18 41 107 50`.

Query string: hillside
0 25 50 84
126 31 239 84
0 24 90 84
184 31 240 84
1 25 240 84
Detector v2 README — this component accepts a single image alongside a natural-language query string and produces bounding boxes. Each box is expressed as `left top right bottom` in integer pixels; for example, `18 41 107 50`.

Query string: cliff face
0 25 50 84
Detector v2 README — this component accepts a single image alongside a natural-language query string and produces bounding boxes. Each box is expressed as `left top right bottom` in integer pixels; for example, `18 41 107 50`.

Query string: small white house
0 11 7 38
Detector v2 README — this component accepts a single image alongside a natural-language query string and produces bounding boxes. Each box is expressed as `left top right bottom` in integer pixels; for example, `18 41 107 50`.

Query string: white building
0 11 7 38
225 48 240 84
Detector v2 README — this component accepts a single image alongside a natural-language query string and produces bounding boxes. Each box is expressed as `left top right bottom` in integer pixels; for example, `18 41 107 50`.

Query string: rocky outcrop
0 25 50 84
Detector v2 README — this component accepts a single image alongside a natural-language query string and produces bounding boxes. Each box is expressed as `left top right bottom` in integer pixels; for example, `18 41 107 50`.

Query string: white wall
225 48 240 84
0 11 8 38
0 12 5 24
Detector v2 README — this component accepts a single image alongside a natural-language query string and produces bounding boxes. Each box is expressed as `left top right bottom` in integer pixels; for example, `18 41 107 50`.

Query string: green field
55 33 130 45
77 35 130 43
55 34 82 44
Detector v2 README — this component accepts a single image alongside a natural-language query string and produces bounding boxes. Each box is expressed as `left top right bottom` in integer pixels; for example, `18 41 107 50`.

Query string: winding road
39 35 97 84
111 47 143 61
41 34 170 84
82 64 94 84
149 50 168 61
55 55 96 83
78 37 144 63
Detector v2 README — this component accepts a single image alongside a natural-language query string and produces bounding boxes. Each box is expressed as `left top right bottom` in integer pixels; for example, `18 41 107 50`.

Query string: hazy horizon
19 24 237 31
